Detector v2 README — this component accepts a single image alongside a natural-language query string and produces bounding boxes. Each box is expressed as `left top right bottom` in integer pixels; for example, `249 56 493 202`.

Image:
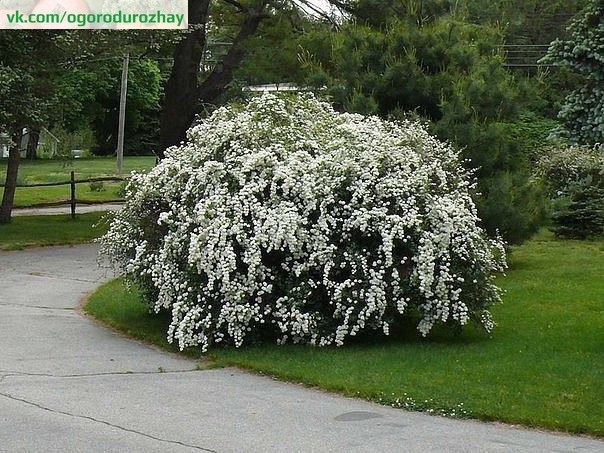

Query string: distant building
242 83 310 92
0 133 9 158
0 128 59 158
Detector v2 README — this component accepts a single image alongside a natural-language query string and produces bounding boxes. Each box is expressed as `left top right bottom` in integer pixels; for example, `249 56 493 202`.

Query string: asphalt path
11 204 123 217
1 244 602 452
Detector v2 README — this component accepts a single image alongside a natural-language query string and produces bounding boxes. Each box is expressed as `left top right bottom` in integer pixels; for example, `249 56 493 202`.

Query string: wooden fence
502 44 552 68
1 171 125 219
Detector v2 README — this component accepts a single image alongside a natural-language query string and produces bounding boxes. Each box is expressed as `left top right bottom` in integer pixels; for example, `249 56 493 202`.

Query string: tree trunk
158 0 267 158
158 0 211 155
26 127 40 159
197 6 266 103
0 132 23 223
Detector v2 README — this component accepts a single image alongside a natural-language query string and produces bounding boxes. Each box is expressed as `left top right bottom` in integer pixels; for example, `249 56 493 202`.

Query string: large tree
0 29 164 222
298 18 547 243
1 5 300 221
0 31 64 223
159 0 270 154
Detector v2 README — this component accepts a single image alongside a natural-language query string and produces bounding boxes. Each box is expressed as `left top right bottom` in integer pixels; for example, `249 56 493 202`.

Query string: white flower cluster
99 93 507 352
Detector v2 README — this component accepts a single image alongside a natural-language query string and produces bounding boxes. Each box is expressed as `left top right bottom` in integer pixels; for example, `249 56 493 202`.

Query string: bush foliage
550 181 604 239
100 94 506 351
535 145 603 195
536 145 604 239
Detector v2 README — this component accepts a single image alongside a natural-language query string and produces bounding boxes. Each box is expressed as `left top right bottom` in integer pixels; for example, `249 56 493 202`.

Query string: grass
85 279 204 360
83 232 604 436
0 212 111 250
0 156 155 207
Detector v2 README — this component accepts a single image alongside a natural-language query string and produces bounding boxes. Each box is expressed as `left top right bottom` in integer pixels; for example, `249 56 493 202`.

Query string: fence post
70 171 76 219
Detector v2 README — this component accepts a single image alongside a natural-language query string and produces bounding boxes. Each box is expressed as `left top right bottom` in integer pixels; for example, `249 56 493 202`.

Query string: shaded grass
84 235 604 436
0 212 110 250
1 156 155 207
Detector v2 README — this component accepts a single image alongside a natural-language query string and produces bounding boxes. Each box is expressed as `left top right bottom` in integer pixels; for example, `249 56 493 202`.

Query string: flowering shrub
100 93 506 351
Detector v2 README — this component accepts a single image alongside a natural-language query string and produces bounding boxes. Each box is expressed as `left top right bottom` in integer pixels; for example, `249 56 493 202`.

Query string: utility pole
117 53 129 174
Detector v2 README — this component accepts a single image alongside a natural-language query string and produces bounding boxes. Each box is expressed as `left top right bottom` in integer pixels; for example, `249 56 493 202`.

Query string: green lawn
0 212 110 250
84 233 604 436
0 156 155 207
85 279 205 360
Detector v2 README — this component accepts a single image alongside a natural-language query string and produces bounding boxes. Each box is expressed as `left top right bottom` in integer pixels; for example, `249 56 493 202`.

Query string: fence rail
1 171 126 219
4 176 125 188
501 44 553 68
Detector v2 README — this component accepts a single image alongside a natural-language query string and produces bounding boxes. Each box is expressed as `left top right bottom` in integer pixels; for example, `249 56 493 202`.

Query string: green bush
51 126 96 159
115 180 128 198
535 145 604 238
475 172 547 245
535 145 603 196
551 178 604 239
89 181 105 192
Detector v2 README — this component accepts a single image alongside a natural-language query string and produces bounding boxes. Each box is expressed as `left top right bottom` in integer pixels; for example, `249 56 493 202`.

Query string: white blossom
99 93 507 351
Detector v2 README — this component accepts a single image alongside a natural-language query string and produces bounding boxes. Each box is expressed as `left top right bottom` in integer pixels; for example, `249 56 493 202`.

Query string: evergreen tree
299 19 546 243
541 0 604 146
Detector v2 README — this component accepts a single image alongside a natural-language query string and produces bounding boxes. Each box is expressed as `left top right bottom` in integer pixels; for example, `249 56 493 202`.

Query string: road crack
0 391 216 452
0 369 201 379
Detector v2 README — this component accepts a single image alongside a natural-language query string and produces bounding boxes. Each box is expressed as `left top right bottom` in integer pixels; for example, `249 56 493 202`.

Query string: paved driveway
1 245 602 452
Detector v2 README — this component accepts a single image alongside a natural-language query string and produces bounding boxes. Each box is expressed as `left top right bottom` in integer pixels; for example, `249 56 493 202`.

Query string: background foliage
2 0 599 235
